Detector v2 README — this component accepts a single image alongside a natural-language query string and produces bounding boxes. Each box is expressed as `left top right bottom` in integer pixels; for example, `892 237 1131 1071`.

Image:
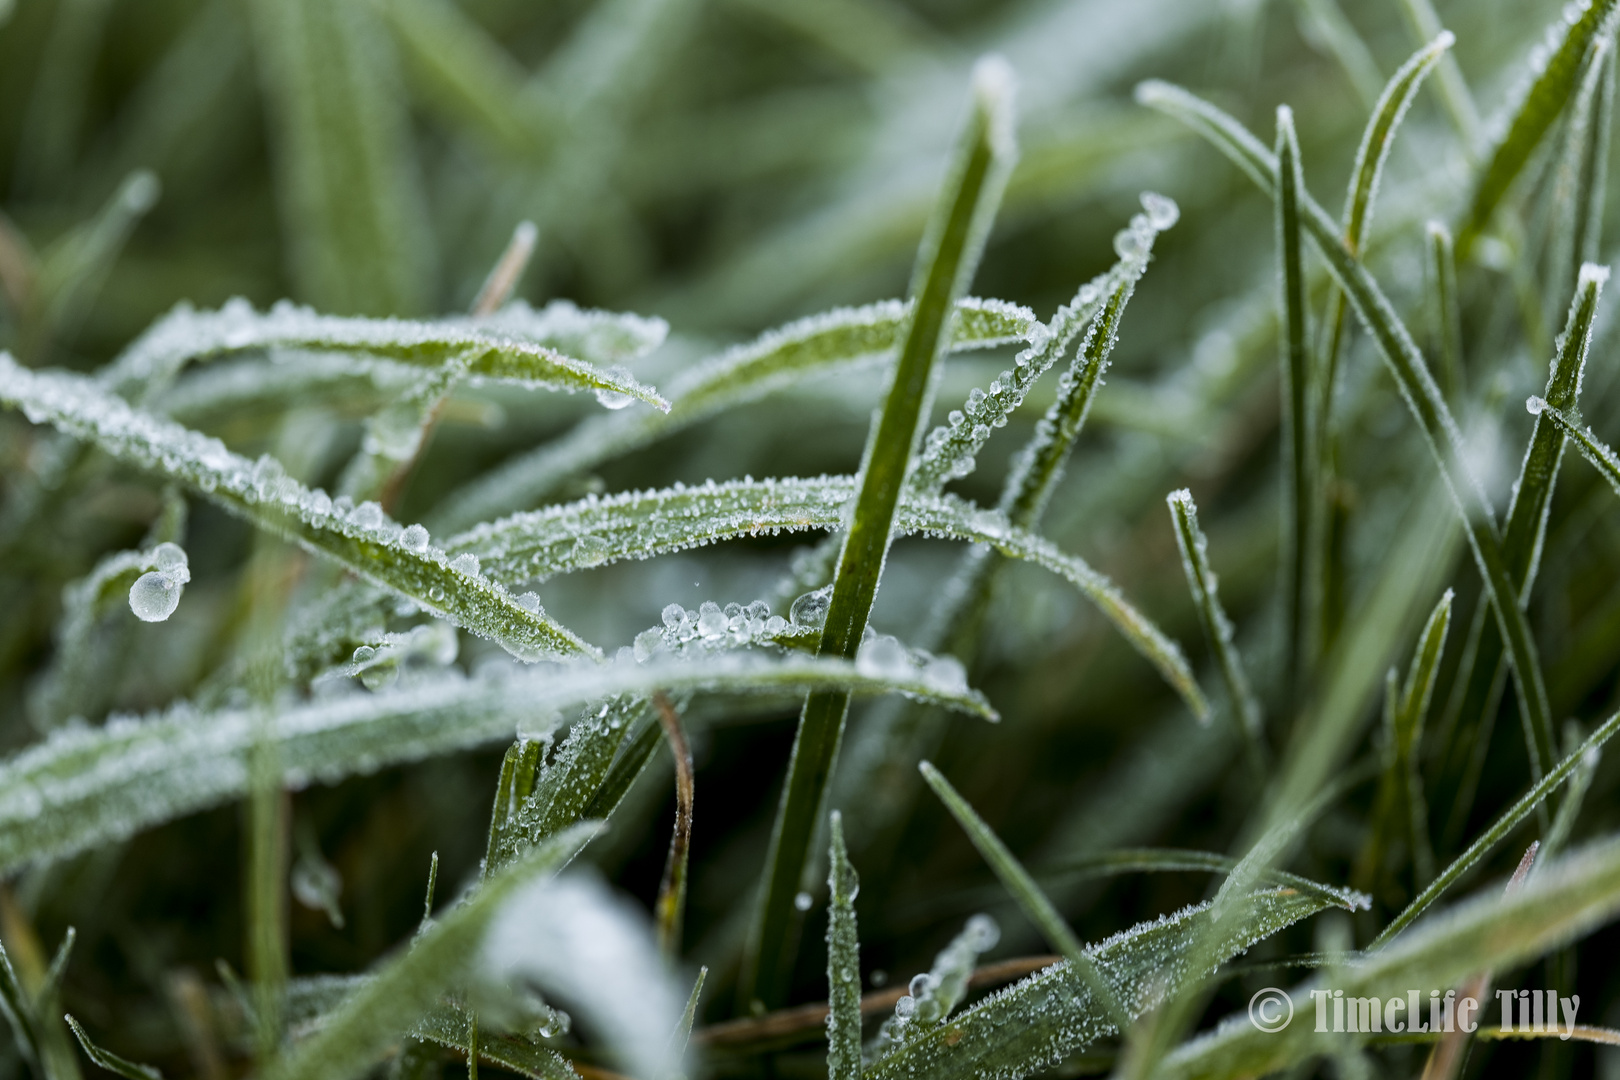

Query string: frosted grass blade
1394 0 1482 146
1457 0 1620 259
863 887 1332 1080
0 355 595 660
65 1016 162 1080
1136 79 1559 789
1166 491 1261 752
34 170 159 348
745 60 1018 1009
1040 848 1367 911
432 296 1039 531
1426 222 1464 400
1528 394 1620 497
919 761 1126 1027
1547 36 1613 310
1372 703 1620 946
1392 589 1452 886
0 652 992 875
104 299 668 410
265 824 599 1080
825 812 861 1080
1162 833 1620 1079
653 694 694 957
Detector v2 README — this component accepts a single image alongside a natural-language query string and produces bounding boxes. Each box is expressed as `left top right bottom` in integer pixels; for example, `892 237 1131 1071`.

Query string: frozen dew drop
661 603 685 629
894 995 916 1019
764 614 787 635
401 523 430 552
794 890 814 912
697 601 727 639
593 367 637 410
1140 191 1180 230
352 645 377 665
965 913 1000 950
634 627 664 663
152 542 188 572
789 585 832 629
1113 225 1149 260
129 571 183 622
353 501 385 530
857 634 912 679
924 655 969 694
909 973 933 997
948 410 965 428
571 533 610 567
516 591 542 614
1526 395 1547 416
450 552 481 577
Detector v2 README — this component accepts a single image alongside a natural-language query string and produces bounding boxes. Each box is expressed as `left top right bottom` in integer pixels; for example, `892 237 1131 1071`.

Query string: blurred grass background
6 0 1620 1076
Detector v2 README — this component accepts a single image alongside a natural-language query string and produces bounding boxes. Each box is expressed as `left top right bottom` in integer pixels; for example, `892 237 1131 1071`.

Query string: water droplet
790 585 833 629
129 571 183 622
401 523 430 552
516 592 542 614
353 501 385 530
450 552 481 577
697 601 727 639
965 913 1000 950
594 367 638 409
858 634 912 678
151 542 187 571
662 603 685 629
948 410 965 427
1526 396 1546 415
1140 191 1180 230
794 891 814 912
765 615 787 635
909 973 937 998
1113 225 1149 260
895 996 916 1018
634 628 664 662
571 533 609 567
352 645 377 664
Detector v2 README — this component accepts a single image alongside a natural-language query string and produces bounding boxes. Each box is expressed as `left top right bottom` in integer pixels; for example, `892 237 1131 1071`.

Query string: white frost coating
0 354 592 660
480 871 684 1080
471 298 668 364
100 297 669 410
866 913 1001 1063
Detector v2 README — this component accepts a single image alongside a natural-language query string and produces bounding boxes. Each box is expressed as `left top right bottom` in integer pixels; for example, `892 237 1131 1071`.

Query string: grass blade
1457 0 1620 259
1372 703 1620 947
1166 490 1261 753
919 761 1125 1027
1394 589 1452 887
825 812 861 1080
653 694 695 959
431 296 1039 531
1136 78 1560 791
1547 35 1613 311
65 1015 162 1080
1039 848 1367 911
0 354 597 660
864 887 1332 1080
1275 105 1316 689
744 60 1017 1008
1426 222 1464 400
1528 393 1620 496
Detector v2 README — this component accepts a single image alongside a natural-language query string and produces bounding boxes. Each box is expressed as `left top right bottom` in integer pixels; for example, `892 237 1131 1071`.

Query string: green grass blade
0 354 596 660
1547 36 1613 309
1394 0 1482 147
453 476 1204 720
1528 394 1620 497
1275 104 1316 693
1166 490 1261 751
1393 589 1451 886
745 60 1016 1008
0 653 991 876
104 299 667 409
244 0 434 315
431 296 1039 531
919 761 1126 1027
33 171 159 350
1040 848 1368 911
65 1015 162 1080
864 887 1332 1080
1426 222 1464 400
1457 0 1620 259
825 812 861 1080
1162 832 1620 1078
911 192 1176 493
265 823 599 1080
1136 79 1559 789
1372 703 1620 947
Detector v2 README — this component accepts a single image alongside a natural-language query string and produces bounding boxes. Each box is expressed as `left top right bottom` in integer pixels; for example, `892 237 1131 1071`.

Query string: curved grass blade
910 192 1176 493
826 812 861 1080
745 59 1018 1010
0 354 596 661
1136 79 1559 790
103 299 667 409
1039 848 1367 911
1457 0 1620 259
653 694 695 958
265 824 599 1080
1162 832 1620 1079
65 1015 162 1080
1528 394 1620 496
1166 491 1262 753
1275 106 1316 691
431 296 1039 532
1547 35 1614 310
1372 703 1620 947
452 476 1205 719
920 761 1126 1027
863 887 1332 1080
0 652 992 876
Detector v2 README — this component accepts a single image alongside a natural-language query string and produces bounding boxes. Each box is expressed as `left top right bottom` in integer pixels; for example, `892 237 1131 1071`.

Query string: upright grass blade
742 59 1017 1009
919 761 1125 1027
65 1016 162 1080
244 0 434 315
653 694 695 958
431 296 1039 531
1274 106 1315 691
265 824 599 1080
1457 0 1620 260
1039 849 1367 911
825 812 861 1080
1393 0 1482 148
1135 80 1560 792
1165 490 1261 756
0 354 596 660
1547 34 1614 313
32 170 159 355
1372 703 1620 947
1391 590 1452 887
1426 222 1464 401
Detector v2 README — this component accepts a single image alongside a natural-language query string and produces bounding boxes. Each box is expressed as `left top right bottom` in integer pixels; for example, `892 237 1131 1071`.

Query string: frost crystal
127 543 191 622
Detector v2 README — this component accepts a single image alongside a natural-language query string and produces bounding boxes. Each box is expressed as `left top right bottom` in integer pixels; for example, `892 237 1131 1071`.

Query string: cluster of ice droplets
866 914 1000 1062
128 542 191 623
632 599 795 662
917 191 1178 487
